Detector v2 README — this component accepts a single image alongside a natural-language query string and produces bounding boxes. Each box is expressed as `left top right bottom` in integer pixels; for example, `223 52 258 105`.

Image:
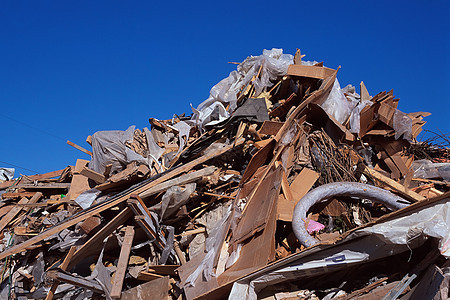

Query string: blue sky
1 1 449 175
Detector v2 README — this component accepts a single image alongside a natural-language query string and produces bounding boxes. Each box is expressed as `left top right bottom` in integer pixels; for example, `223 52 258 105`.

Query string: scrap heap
0 49 449 300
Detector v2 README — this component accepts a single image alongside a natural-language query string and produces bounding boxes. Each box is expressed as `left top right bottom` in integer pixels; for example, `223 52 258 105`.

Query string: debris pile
0 48 449 300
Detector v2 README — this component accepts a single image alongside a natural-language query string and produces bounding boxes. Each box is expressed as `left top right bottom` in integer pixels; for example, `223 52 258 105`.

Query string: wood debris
0 48 449 299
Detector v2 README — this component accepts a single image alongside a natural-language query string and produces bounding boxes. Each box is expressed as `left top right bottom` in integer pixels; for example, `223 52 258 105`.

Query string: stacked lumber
0 48 449 300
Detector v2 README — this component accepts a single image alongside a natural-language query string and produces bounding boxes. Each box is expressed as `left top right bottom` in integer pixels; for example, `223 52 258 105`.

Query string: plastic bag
412 159 450 181
89 126 147 175
320 79 358 125
190 49 293 129
349 100 372 134
143 127 164 172
0 168 14 181
158 183 196 220
185 205 232 287
393 109 413 141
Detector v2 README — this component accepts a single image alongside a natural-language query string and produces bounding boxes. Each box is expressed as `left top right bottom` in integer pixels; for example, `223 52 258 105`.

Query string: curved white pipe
292 182 410 248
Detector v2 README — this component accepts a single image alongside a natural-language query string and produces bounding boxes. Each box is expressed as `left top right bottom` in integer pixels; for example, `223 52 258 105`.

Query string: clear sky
1 1 449 176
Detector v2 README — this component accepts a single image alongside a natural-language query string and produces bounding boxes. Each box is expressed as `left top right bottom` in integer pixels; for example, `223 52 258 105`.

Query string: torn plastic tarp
173 121 191 157
349 100 372 134
185 205 232 287
156 183 196 220
206 97 270 130
143 127 165 172
74 188 101 210
341 84 373 135
190 48 293 129
393 109 413 141
320 79 358 125
89 125 147 176
229 196 450 300
86 238 113 300
0 167 14 181
412 159 450 181
47 228 86 251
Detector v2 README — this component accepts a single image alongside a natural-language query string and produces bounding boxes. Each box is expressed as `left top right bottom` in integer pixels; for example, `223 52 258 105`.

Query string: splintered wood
0 48 448 300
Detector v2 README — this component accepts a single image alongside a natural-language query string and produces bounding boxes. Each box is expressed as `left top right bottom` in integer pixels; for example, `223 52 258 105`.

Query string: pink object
306 219 325 234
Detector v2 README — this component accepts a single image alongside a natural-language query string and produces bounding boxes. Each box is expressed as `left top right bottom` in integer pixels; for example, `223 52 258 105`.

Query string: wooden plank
0 169 66 191
174 241 186 264
137 271 165 281
0 192 42 232
80 166 106 184
363 166 424 202
45 246 76 300
360 81 370 102
0 179 18 190
219 174 278 286
66 160 91 201
240 138 275 185
287 64 336 79
0 205 13 219
293 49 305 65
68 208 133 270
276 194 295 222
232 166 283 244
46 270 103 294
66 140 93 156
281 170 293 202
274 71 337 144
338 277 388 299
15 183 71 189
147 265 179 276
139 166 216 199
289 168 319 204
2 192 36 199
0 144 235 260
110 226 135 298
27 169 65 180
378 102 396 126
258 121 284 136
79 215 102 234
121 276 170 300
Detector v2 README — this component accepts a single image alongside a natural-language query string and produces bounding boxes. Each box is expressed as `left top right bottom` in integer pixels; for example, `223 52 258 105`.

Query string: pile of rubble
0 49 449 300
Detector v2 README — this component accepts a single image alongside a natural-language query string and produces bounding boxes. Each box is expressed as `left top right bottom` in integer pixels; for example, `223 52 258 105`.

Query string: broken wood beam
14 183 71 190
0 144 232 260
66 140 93 156
110 226 135 299
46 270 103 294
138 166 216 199
0 192 42 232
363 166 425 202
80 166 106 184
67 208 133 270
137 271 165 282
1 192 36 199
45 246 76 300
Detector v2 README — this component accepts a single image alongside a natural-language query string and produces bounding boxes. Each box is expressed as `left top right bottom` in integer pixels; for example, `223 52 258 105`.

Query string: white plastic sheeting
320 79 358 125
89 125 173 177
0 167 14 181
412 159 450 181
393 109 413 141
74 188 102 210
229 196 450 300
89 126 147 175
173 121 191 157
190 49 293 129
349 100 372 134
185 205 232 287
158 183 196 220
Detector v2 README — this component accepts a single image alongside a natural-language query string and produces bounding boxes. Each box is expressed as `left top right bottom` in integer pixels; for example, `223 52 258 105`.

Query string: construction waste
0 48 449 300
